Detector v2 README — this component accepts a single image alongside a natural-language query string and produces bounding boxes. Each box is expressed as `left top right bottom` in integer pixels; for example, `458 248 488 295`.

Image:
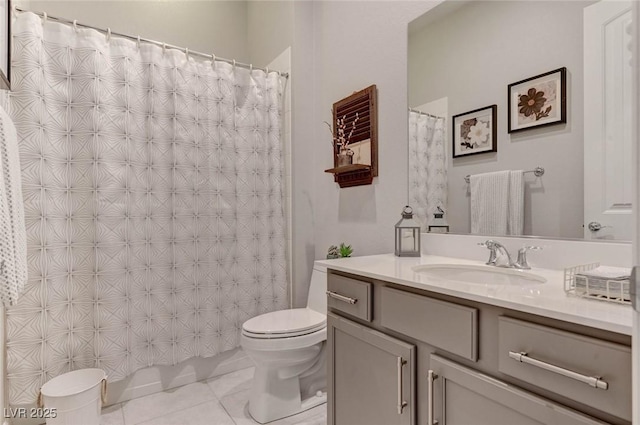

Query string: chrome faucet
478 240 541 270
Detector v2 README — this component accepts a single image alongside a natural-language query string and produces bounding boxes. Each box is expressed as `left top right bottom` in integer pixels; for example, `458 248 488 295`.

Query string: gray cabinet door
429 354 609 425
328 312 415 425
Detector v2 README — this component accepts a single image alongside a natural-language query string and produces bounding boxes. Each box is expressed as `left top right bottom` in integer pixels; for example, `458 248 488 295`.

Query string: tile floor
100 367 327 425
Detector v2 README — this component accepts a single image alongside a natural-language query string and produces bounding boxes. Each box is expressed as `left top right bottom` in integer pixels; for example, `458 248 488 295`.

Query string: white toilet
241 263 328 424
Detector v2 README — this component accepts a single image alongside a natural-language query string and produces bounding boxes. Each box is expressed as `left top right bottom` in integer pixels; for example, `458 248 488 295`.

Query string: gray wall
408 1 592 238
289 1 317 307
24 1 249 62
306 0 437 284
248 1 294 67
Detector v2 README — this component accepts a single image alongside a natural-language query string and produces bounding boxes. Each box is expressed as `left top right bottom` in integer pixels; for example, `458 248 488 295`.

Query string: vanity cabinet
326 270 632 425
429 354 606 425
327 313 415 425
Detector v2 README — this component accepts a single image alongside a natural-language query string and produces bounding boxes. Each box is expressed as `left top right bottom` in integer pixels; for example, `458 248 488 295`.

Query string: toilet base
246 343 327 424
248 387 326 424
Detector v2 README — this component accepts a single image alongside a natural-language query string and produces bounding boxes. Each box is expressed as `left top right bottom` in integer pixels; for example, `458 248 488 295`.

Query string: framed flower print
508 67 566 133
452 105 497 158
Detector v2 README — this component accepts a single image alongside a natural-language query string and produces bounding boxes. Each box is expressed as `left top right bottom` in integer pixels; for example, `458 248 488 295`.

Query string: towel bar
464 167 544 183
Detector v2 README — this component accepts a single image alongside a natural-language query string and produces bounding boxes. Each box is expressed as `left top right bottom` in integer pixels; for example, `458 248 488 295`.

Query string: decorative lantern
428 206 450 233
395 206 421 257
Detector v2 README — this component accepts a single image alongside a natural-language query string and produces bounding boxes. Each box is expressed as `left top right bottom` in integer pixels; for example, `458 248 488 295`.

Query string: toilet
241 263 328 424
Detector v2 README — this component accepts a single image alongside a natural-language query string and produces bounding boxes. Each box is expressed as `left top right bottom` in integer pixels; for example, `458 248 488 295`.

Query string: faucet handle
515 246 542 270
479 240 498 265
478 240 498 248
518 246 542 254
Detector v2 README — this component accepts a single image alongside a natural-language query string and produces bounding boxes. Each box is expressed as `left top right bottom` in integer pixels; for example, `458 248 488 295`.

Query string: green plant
339 243 353 258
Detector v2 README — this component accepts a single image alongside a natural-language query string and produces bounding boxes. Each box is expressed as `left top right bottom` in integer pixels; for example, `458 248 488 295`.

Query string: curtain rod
14 7 289 79
408 108 443 119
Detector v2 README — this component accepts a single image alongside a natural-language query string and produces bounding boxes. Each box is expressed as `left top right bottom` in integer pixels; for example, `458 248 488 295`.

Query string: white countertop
317 254 632 335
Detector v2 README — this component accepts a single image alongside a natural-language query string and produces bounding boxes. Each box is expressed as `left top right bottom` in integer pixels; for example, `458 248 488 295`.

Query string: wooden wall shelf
326 85 378 189
324 164 371 174
324 164 373 188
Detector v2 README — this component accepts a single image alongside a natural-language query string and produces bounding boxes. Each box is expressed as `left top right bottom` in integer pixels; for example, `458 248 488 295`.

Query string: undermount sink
412 264 547 285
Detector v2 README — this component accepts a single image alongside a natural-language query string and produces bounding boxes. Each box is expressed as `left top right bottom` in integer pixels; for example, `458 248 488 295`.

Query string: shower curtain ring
42 12 47 23
249 63 253 72
73 19 78 31
162 43 166 54
211 54 216 68
185 48 189 59
265 67 269 75
106 28 111 42
233 59 236 71
137 35 141 49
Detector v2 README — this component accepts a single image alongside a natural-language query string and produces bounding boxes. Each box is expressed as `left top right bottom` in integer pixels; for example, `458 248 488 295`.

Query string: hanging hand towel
470 170 510 235
508 170 524 236
0 105 27 307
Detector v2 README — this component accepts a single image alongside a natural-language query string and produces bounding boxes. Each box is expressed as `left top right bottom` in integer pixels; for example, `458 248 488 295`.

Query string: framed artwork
0 0 9 90
452 105 497 158
508 67 566 133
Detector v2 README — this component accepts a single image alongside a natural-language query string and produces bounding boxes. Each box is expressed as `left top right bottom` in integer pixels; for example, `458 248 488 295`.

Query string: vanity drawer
498 317 631 421
327 274 372 321
380 286 478 361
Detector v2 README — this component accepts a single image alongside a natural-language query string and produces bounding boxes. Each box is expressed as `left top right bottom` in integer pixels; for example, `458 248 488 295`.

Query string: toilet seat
242 308 326 339
241 326 326 352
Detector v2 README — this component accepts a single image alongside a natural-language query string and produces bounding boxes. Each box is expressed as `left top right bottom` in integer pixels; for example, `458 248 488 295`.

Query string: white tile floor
100 367 327 425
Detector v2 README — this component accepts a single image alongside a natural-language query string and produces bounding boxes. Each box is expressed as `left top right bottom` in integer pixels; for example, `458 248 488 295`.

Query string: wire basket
564 263 630 305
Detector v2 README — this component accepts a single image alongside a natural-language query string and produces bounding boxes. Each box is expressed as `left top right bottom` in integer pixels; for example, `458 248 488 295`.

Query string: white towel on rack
470 171 510 235
508 170 524 236
0 105 27 307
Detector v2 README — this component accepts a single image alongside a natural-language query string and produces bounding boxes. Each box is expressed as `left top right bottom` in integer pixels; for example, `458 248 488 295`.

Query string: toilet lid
242 308 326 337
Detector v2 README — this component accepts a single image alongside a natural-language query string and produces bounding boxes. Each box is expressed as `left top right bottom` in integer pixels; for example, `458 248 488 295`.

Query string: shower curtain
5 12 288 404
408 111 447 230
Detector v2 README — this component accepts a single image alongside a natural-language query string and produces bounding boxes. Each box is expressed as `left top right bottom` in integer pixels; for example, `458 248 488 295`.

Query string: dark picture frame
452 105 497 158
0 0 9 90
508 67 566 133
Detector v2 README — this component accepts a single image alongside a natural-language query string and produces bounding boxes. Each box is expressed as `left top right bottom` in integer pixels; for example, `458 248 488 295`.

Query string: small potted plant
326 243 354 259
339 243 353 258
324 113 359 166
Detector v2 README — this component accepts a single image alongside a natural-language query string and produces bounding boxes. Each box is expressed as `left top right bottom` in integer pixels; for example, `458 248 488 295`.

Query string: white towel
577 266 631 280
0 105 27 307
470 170 524 236
508 170 524 236
470 170 510 235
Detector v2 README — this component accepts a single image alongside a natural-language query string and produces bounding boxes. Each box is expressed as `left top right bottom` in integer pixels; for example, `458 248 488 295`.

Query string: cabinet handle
508 351 608 390
326 290 358 305
397 357 408 415
427 369 438 425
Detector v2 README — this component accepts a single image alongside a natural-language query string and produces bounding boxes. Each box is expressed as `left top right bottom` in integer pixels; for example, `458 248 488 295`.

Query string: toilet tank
306 262 328 314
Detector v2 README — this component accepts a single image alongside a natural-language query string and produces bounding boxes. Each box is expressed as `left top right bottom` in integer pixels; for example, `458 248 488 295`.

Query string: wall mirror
407 0 633 241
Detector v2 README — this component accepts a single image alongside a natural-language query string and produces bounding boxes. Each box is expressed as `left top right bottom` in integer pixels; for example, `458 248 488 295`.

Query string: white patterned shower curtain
408 111 447 230
5 12 288 404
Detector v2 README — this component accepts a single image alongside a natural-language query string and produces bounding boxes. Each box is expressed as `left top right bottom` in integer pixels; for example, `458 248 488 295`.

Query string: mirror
408 0 633 241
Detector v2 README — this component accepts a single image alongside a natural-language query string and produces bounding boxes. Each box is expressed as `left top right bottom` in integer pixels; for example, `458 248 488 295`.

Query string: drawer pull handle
397 357 408 415
326 291 358 305
508 351 608 390
427 370 439 425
